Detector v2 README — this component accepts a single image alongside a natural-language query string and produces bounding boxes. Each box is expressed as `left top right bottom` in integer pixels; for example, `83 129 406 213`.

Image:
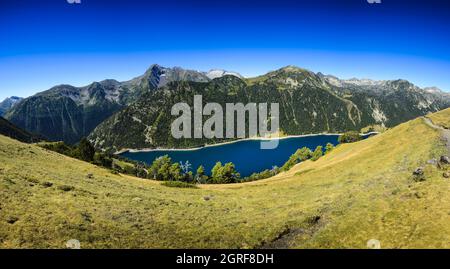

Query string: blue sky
1 0 450 100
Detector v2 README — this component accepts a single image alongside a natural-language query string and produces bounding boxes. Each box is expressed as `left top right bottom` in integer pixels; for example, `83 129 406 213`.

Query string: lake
120 135 341 177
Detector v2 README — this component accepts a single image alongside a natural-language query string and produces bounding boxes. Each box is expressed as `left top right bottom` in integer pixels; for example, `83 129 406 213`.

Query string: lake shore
115 132 379 154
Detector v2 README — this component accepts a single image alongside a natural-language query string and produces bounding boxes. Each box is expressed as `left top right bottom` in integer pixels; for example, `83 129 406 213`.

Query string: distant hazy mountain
0 96 23 116
89 66 450 152
205 69 243 79
0 117 43 143
4 65 214 144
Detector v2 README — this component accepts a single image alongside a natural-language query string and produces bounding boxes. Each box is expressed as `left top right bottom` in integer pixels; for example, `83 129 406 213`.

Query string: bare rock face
427 159 438 166
413 167 425 176
413 167 426 182
440 156 450 164
0 96 23 116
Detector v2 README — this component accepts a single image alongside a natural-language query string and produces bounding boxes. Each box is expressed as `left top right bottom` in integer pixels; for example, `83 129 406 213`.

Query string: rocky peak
205 69 243 79
0 96 23 116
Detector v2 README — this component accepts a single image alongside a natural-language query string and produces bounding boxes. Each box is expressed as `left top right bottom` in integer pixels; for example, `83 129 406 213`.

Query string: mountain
1 108 449 248
6 64 450 147
0 96 23 116
0 117 43 143
319 74 450 127
205 69 243 79
89 66 450 152
4 65 212 144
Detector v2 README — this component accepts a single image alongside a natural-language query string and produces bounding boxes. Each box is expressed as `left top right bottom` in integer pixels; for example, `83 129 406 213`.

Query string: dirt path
423 116 450 154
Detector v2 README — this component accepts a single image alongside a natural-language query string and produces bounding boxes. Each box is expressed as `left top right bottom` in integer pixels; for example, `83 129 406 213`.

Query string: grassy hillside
1 109 449 249
428 109 450 129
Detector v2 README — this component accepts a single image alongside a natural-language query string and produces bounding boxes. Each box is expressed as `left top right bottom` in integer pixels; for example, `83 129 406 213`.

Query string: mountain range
4 65 450 151
0 96 23 116
4 65 238 144
89 66 450 152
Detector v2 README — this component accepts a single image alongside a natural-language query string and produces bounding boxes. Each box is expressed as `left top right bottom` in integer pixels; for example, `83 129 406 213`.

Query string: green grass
428 109 450 129
161 181 199 189
1 109 450 249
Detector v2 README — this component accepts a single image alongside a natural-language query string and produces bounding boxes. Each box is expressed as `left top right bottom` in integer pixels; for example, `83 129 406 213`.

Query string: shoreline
115 132 379 154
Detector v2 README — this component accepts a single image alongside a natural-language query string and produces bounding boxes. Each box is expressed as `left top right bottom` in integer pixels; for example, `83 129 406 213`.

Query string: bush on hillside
78 138 95 162
281 147 313 171
311 146 323 161
161 181 198 189
210 162 240 184
338 131 362 144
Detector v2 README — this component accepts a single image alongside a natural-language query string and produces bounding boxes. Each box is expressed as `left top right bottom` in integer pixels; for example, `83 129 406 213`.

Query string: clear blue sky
1 0 450 101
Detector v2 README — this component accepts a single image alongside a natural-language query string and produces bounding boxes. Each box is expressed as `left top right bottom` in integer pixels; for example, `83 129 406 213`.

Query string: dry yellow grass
1 109 449 249
428 109 450 129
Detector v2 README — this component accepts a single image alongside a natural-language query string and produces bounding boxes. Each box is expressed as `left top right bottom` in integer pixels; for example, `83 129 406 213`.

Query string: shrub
41 181 53 188
210 162 240 184
243 169 274 182
195 165 208 183
123 165 137 176
311 146 323 161
281 147 312 171
338 131 362 144
169 163 183 181
40 142 74 156
182 171 194 183
161 181 198 189
58 185 74 192
94 153 113 168
78 138 95 162
150 155 172 180
325 143 335 154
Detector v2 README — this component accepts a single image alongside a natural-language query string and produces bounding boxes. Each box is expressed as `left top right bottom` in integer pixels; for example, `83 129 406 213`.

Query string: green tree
281 147 312 171
338 131 362 144
325 143 335 154
169 163 182 181
296 147 313 161
94 153 113 168
210 162 240 184
221 162 240 184
195 165 207 183
135 163 148 178
183 171 194 183
123 165 137 175
150 155 172 180
78 138 95 162
311 146 323 161
211 162 224 183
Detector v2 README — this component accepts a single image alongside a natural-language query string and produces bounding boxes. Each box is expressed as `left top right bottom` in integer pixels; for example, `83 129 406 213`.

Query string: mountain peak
0 96 23 116
143 64 166 78
205 69 243 79
424 87 444 94
278 65 309 73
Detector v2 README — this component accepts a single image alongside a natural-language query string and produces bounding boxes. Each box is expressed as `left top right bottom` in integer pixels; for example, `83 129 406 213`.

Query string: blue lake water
120 135 340 177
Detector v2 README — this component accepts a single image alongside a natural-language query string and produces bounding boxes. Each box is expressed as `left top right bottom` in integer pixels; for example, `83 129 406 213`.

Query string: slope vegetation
0 117 42 143
0 109 449 248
